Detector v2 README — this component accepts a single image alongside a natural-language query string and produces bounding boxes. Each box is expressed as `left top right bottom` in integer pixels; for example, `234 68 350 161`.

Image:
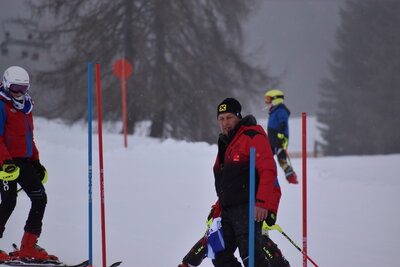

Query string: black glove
2 159 17 173
32 160 46 181
265 211 277 227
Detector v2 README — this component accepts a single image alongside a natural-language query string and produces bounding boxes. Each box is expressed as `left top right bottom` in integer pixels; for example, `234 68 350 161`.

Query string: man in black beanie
178 97 289 267
212 97 282 266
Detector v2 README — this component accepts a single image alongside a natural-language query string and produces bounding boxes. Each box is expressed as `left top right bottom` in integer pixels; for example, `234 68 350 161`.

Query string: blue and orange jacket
213 115 281 214
0 86 39 165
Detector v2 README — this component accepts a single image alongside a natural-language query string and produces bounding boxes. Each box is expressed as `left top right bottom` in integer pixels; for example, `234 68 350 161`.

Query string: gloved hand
206 208 217 229
0 159 20 181
206 203 222 229
32 160 48 184
277 133 288 150
207 207 216 221
265 210 277 227
2 159 17 173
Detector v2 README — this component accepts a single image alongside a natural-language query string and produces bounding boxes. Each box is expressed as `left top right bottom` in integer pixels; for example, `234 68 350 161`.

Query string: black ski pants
212 204 270 267
0 158 47 238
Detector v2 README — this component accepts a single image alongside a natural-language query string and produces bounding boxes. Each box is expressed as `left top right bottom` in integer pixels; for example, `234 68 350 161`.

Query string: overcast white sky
243 0 344 116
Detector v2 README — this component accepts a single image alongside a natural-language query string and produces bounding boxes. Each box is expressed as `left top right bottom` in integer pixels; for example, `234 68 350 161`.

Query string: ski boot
10 232 58 261
286 171 298 184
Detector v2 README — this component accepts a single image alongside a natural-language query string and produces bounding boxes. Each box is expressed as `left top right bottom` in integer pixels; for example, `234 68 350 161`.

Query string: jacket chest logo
233 153 240 162
10 108 17 113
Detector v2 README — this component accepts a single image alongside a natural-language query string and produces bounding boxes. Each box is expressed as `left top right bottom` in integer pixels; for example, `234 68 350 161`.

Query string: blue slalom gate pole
87 62 93 267
248 147 256 267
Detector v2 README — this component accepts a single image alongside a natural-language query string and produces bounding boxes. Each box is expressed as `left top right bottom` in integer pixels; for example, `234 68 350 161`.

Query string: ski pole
88 61 94 267
265 224 319 267
248 147 256 267
95 63 108 267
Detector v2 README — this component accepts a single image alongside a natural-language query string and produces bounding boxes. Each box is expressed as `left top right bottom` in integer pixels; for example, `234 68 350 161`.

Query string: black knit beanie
217 97 242 118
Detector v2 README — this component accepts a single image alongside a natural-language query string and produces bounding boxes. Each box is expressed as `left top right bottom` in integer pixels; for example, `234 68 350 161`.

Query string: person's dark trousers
268 129 287 162
0 158 46 238
276 149 287 162
212 204 270 267
0 179 17 238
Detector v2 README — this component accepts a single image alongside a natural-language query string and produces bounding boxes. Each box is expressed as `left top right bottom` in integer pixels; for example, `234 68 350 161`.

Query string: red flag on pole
113 58 133 147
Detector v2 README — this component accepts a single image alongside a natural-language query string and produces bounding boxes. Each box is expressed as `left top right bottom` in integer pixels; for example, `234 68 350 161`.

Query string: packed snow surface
1 117 398 267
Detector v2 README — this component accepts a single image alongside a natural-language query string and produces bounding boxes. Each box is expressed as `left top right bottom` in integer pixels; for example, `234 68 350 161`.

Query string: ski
0 260 122 267
0 260 88 267
108 262 122 267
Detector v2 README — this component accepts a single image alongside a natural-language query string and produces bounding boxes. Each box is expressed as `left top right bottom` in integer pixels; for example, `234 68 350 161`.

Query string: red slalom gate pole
113 58 133 148
302 112 307 267
121 76 128 148
95 63 107 267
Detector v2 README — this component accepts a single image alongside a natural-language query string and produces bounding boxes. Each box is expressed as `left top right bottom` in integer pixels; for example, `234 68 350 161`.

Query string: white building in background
0 19 52 73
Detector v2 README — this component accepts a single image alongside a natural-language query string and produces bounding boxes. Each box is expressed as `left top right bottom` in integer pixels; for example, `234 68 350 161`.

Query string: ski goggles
6 83 30 94
265 95 283 104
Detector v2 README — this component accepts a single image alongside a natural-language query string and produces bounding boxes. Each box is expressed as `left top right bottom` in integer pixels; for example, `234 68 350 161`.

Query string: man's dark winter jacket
213 115 281 214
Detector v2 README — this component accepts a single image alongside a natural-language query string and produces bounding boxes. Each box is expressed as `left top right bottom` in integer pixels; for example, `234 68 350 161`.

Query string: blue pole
249 147 256 267
87 62 93 267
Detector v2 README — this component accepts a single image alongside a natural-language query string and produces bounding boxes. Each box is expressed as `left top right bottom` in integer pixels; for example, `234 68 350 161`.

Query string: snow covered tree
317 0 400 155
27 0 277 142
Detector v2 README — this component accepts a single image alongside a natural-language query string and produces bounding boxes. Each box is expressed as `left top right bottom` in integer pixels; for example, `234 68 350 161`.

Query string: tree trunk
124 0 136 134
150 0 167 138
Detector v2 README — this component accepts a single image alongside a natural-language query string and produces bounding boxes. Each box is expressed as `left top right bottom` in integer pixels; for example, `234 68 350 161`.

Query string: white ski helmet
3 66 30 94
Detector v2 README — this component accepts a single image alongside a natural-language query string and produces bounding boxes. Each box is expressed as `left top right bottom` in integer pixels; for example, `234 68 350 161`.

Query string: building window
1 47 8 56
32 53 39 60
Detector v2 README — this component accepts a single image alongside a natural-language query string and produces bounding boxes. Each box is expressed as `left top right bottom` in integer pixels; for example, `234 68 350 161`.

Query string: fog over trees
2 0 399 154
318 0 400 155
23 0 278 143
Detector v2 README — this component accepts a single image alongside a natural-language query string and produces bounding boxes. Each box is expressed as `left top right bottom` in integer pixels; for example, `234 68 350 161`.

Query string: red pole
302 112 307 267
113 58 132 148
95 63 107 267
121 60 128 148
121 77 128 147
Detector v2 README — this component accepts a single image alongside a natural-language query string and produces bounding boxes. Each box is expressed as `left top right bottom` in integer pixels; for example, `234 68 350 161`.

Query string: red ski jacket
0 91 39 165
213 116 281 214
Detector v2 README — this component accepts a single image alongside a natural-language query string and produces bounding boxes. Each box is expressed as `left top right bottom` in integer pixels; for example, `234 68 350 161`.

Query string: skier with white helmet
0 66 57 262
265 90 298 184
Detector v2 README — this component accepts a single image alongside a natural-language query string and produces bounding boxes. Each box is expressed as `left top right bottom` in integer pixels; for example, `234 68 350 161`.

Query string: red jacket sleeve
250 133 281 214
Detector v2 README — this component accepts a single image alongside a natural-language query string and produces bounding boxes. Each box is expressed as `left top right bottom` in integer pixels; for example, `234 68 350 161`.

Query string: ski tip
67 259 89 267
108 261 122 267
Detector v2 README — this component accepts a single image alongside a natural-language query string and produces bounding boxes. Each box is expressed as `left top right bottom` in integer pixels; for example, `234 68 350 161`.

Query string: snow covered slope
1 117 398 267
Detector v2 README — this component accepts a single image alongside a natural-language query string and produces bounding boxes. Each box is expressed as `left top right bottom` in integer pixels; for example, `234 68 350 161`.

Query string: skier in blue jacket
265 90 298 184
